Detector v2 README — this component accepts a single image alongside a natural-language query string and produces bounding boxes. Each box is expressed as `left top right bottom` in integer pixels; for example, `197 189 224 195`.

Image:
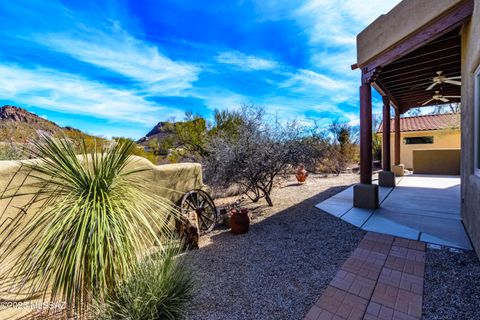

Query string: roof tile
377 113 460 133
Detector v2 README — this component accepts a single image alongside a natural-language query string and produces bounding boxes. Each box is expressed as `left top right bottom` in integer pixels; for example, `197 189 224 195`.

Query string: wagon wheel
180 189 217 234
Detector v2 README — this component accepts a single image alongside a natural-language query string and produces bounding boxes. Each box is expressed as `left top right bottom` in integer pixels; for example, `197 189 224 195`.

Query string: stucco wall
413 149 461 175
0 157 205 319
461 1 480 256
383 129 461 169
357 0 463 67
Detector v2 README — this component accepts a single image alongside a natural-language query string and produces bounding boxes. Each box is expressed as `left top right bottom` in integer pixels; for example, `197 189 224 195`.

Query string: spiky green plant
95 244 194 320
0 135 179 316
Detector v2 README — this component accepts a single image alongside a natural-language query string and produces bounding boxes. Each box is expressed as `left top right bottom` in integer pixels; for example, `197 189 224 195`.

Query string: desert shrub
0 135 179 316
94 244 194 320
113 137 158 164
173 113 208 160
203 106 317 206
0 142 26 160
327 121 359 174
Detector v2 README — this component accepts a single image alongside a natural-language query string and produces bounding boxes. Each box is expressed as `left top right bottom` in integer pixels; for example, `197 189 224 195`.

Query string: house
377 113 461 173
352 0 480 256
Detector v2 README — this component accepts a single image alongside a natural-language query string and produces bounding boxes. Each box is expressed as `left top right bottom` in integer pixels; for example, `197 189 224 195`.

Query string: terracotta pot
230 208 250 234
296 165 308 183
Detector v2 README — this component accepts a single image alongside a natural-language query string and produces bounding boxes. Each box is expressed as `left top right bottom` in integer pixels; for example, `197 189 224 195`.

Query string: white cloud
0 64 183 126
33 21 199 96
215 50 279 71
282 69 350 91
295 0 402 46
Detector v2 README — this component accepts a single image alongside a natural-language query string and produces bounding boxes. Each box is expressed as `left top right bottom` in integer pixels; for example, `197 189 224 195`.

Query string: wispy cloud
215 50 279 71
0 0 402 138
0 64 183 125
281 69 349 91
36 25 200 96
295 0 401 46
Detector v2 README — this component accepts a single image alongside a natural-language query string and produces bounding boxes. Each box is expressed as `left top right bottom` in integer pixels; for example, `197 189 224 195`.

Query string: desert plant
328 121 359 174
94 244 194 320
0 135 178 316
173 113 209 160
0 141 26 160
204 106 311 206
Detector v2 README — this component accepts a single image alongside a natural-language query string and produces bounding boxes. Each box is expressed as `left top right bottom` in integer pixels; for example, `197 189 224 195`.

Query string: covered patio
334 0 475 250
316 174 472 250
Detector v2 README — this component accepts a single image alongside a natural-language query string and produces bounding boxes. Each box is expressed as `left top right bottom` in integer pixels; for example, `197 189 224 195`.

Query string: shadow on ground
185 184 365 320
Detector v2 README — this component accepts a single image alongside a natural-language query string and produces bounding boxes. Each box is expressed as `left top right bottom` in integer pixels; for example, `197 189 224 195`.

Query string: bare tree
203 106 322 206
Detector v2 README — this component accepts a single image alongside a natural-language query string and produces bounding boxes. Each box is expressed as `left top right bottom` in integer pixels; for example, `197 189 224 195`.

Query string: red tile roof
377 113 460 133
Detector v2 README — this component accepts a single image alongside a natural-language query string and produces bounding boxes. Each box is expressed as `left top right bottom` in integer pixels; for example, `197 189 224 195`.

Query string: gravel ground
423 247 480 320
184 174 364 320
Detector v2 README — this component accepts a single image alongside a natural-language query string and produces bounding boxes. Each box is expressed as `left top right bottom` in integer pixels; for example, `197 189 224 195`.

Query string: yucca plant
0 135 179 316
95 244 194 320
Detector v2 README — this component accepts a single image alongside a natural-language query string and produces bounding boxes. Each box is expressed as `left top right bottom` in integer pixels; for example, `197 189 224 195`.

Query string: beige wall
0 158 204 319
357 0 463 67
461 1 480 256
382 129 461 169
412 149 461 175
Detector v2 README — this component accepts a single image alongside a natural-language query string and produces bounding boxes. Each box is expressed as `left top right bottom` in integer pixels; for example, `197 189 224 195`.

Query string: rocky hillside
137 121 177 144
0 105 93 143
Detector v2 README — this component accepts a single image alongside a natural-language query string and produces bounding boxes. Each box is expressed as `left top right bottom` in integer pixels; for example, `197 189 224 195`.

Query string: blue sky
0 0 401 139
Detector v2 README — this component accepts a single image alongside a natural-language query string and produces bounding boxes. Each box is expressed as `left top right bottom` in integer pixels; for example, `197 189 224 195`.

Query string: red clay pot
230 208 249 234
296 164 308 183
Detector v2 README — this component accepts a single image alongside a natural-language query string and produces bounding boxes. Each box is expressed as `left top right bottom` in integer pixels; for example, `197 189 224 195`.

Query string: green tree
173 113 208 159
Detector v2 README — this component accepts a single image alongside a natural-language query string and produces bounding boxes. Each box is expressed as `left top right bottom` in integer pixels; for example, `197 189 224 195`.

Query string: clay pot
230 208 250 234
296 164 308 183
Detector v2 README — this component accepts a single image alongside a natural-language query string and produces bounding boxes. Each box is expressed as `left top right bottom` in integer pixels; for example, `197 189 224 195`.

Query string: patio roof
354 0 473 114
356 0 466 68
353 0 473 185
375 28 461 112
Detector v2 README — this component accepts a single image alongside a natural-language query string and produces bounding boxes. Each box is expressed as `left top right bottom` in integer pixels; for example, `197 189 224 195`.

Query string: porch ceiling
375 27 461 113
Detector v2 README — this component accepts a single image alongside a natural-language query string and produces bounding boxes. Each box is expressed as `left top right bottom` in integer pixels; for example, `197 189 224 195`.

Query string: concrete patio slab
362 211 420 240
341 207 374 227
315 175 472 250
315 199 352 217
420 232 472 250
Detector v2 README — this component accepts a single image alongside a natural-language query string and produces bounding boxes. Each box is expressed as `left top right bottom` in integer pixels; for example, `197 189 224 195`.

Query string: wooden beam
394 110 401 165
392 87 460 100
380 53 461 76
359 0 472 72
380 62 459 81
381 68 460 88
360 83 373 184
382 96 391 171
372 80 400 110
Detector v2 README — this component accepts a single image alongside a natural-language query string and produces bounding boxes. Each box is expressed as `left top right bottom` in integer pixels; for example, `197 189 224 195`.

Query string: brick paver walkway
304 232 426 320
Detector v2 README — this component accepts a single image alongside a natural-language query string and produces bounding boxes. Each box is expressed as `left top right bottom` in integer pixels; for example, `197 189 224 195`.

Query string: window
404 136 434 145
475 64 480 176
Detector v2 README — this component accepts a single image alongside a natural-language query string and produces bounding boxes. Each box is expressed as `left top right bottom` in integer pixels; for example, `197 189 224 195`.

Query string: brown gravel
184 174 364 320
423 246 480 320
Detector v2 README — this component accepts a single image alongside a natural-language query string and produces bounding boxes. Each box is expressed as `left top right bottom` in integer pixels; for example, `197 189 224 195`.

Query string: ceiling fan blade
444 96 461 99
439 97 450 102
443 79 462 86
446 76 462 80
422 98 434 106
426 82 437 91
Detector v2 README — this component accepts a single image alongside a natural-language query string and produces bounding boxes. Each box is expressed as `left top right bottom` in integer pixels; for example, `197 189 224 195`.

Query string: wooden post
360 83 372 184
382 96 391 171
394 110 401 165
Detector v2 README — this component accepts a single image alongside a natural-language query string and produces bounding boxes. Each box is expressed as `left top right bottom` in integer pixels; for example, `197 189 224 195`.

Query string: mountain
137 121 182 146
0 105 94 143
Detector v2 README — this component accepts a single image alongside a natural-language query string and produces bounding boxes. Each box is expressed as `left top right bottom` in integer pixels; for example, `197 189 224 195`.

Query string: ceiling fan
426 71 461 91
422 91 460 105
